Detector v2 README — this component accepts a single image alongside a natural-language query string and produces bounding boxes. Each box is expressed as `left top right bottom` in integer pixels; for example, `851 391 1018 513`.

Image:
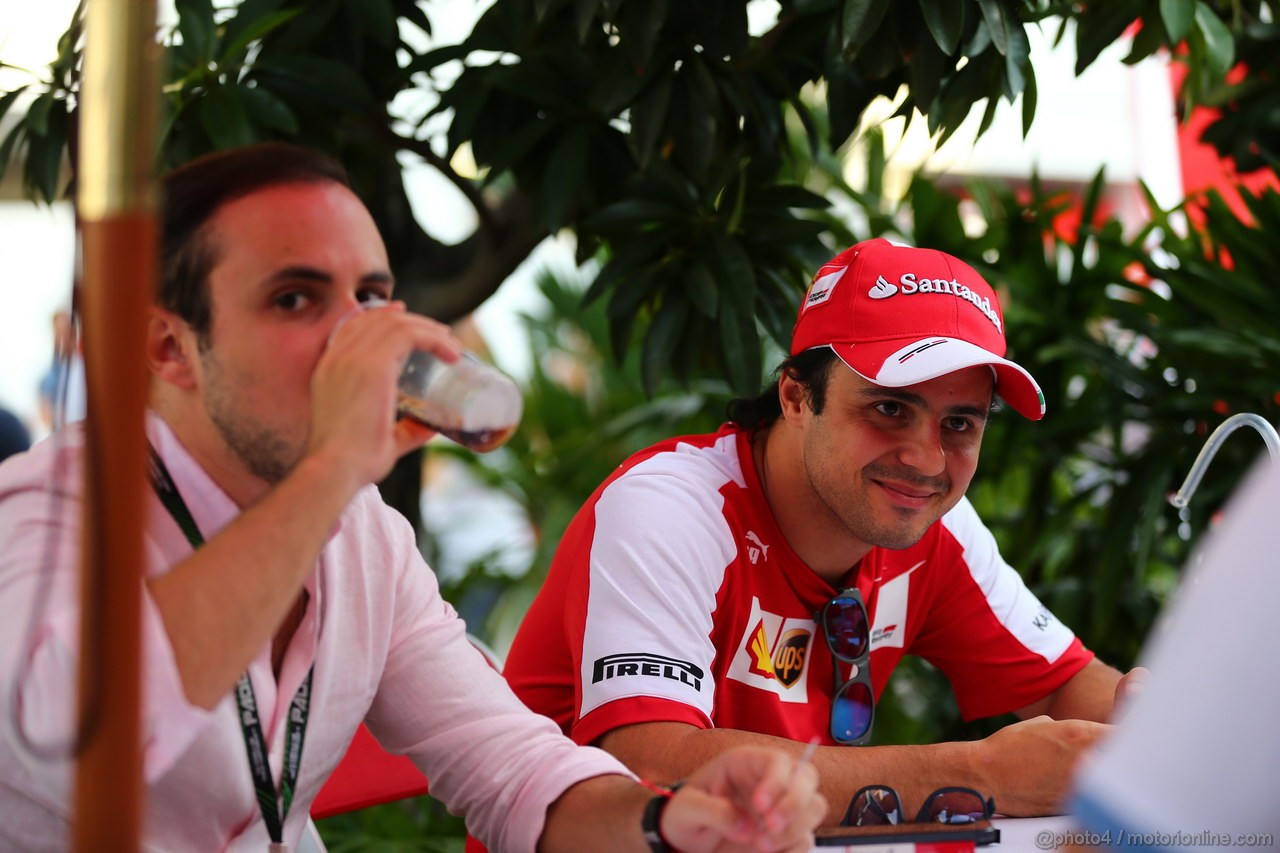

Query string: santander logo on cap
789 239 1047 421
867 276 897 299
863 271 1002 333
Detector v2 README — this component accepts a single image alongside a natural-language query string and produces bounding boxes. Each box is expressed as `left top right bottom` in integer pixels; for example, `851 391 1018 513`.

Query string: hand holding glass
334 300 523 452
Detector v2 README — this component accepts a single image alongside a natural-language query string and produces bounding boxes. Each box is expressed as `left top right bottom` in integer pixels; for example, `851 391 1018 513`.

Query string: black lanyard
148 445 314 848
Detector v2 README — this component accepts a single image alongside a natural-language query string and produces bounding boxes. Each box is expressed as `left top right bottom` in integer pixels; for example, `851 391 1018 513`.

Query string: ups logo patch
746 622 811 688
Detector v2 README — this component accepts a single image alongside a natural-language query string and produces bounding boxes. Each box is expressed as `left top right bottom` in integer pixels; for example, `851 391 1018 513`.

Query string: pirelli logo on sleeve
591 653 705 691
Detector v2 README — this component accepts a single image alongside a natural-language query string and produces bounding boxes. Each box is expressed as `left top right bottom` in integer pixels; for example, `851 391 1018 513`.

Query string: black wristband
640 781 684 853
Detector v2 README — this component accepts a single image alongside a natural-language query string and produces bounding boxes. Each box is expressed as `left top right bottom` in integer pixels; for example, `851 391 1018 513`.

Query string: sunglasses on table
816 587 873 745
842 785 996 827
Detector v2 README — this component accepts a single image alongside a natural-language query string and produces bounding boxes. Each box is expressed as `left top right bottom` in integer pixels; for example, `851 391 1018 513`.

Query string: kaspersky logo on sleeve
727 597 815 702
866 273 1002 333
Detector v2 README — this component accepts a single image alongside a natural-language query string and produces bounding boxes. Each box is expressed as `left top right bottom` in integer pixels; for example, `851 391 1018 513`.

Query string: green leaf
737 215 827 245
1193 2 1235 78
26 93 54 136
863 125 885 200
756 267 801 349
685 263 720 318
1160 0 1195 43
466 0 526 52
176 0 216 64
1020 64 1038 137
917 0 964 54
575 0 601 43
856 21 902 79
642 295 690 395
671 66 717 180
583 241 665 307
217 9 303 66
717 302 762 395
789 96 822 158
157 96 190 154
354 0 397 47
582 199 684 234
0 123 26 182
907 174 967 248
479 116 557 183
621 0 667 72
1001 18 1031 102
708 234 757 313
975 94 999 140
221 0 286 50
199 85 254 149
819 66 870 147
1124 14 1167 65
399 0 432 38
26 100 67 202
599 62 653 116
975 0 1009 57
401 44 474 78
0 86 31 127
1079 168 1107 235
629 71 674 169
701 2 750 61
52 5 85 84
607 264 665 321
253 55 376 110
238 85 299 133
1072 168 1108 273
908 26 947 109
928 53 995 142
744 75 785 152
441 76 487 155
751 185 830 210
841 0 891 54
543 125 591 231
1075 0 1144 74
606 266 664 367
488 61 575 109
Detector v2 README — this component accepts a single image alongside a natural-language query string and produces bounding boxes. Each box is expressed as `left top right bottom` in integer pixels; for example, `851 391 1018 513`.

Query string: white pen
758 736 821 838
793 736 820 777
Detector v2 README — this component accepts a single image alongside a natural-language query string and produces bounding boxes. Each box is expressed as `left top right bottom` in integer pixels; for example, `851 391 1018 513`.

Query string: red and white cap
791 238 1045 420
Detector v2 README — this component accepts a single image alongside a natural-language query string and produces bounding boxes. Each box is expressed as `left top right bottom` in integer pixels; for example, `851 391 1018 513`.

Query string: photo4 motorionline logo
1035 829 1275 849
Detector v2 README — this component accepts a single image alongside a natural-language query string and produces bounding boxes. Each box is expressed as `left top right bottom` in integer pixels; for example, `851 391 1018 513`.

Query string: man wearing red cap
506 238 1143 824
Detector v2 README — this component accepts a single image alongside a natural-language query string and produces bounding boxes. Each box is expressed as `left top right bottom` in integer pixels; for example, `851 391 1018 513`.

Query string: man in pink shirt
0 143 825 852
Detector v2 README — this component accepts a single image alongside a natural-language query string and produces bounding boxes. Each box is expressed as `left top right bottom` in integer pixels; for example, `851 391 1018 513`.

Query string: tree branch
391 129 500 237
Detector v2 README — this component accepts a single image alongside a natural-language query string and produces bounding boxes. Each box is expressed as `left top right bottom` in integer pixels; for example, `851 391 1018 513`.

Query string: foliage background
2 0 1278 847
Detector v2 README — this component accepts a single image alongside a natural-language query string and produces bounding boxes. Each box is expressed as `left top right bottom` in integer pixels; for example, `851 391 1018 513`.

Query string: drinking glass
333 300 523 452
396 348 523 452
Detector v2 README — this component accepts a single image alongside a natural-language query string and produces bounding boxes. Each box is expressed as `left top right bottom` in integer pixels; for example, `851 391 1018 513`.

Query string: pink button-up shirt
0 415 629 851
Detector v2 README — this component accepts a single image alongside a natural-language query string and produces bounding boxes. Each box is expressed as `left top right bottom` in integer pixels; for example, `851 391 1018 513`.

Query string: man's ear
146 308 198 390
777 369 810 424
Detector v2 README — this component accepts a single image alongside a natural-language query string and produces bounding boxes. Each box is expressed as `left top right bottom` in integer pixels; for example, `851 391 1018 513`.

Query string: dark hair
726 347 839 430
160 142 351 343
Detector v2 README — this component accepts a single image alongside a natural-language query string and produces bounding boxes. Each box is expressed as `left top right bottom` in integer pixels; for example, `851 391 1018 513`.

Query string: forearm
1017 658 1124 722
147 453 360 708
539 775 655 853
541 746 825 853
600 722 976 827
